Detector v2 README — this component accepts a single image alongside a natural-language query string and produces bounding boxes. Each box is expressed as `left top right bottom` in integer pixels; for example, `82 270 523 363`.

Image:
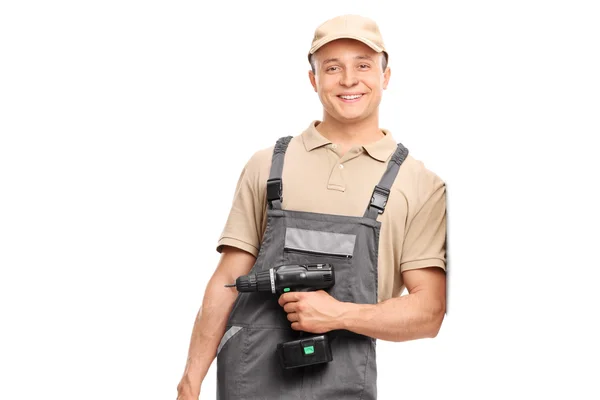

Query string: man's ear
308 70 317 92
382 67 391 90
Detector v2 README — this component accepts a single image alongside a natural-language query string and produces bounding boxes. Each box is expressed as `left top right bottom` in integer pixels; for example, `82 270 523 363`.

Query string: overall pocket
283 247 352 259
283 227 355 259
302 333 377 400
282 227 357 303
217 326 305 399
216 325 243 356
216 325 247 400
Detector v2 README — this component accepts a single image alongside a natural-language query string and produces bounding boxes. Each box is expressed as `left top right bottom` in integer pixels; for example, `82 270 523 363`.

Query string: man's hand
176 246 257 400
278 290 346 333
176 375 199 400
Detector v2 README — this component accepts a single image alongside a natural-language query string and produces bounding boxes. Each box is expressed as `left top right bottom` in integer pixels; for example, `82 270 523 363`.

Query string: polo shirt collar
301 120 397 162
302 120 332 151
362 128 396 162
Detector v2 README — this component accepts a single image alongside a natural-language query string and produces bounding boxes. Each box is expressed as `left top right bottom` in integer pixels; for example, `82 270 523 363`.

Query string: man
177 14 446 400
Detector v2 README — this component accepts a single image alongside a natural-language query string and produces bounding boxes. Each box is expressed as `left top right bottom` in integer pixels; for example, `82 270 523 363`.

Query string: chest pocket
283 227 355 260
282 225 358 303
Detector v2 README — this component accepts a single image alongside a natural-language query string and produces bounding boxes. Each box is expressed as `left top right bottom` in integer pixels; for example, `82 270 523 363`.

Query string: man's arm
279 266 446 342
338 267 446 341
176 246 256 399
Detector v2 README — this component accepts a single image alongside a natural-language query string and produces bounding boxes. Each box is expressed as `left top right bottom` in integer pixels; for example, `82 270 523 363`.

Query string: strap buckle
267 178 282 206
370 186 390 214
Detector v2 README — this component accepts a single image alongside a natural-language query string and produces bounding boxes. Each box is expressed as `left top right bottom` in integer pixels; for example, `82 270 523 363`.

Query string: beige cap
308 14 388 63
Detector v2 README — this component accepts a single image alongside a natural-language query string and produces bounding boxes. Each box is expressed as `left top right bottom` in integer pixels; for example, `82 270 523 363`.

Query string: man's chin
336 112 367 122
323 107 370 123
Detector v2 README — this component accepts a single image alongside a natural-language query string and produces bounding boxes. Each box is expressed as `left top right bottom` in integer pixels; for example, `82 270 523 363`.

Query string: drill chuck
232 270 272 292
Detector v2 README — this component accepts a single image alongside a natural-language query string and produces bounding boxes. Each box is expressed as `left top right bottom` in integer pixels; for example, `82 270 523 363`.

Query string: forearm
338 290 445 342
178 273 239 396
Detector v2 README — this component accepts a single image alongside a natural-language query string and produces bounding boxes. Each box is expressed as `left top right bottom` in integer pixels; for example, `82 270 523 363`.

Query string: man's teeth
340 94 362 100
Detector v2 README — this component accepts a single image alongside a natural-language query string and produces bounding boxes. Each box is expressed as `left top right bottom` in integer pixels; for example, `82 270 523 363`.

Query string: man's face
309 39 390 124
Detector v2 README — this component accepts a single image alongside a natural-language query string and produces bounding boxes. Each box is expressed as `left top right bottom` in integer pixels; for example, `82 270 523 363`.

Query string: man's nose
340 70 358 87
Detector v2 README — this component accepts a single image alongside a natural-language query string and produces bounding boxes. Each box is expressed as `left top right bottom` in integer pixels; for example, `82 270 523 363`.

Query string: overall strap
364 143 409 219
266 136 293 210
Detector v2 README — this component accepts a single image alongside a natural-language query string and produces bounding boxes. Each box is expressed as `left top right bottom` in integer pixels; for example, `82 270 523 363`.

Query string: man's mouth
338 94 363 100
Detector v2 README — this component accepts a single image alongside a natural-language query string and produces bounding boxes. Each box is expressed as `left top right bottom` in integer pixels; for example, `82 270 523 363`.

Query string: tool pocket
283 227 355 260
216 325 247 399
216 325 243 355
282 226 359 303
217 326 305 399
305 333 377 400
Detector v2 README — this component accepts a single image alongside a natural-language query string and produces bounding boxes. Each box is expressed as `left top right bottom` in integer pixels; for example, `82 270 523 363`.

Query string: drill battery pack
277 334 333 369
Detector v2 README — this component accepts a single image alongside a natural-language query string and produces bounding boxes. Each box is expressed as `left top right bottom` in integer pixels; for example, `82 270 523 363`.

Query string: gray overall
216 136 408 399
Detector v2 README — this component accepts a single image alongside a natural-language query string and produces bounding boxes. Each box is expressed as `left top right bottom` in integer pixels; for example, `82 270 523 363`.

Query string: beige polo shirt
217 121 446 302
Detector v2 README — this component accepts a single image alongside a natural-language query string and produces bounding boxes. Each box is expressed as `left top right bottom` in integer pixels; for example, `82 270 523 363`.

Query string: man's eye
359 64 370 69
327 66 339 72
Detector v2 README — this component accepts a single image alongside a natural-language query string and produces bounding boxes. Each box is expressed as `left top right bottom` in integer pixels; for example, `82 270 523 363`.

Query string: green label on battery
283 288 290 292
303 346 315 355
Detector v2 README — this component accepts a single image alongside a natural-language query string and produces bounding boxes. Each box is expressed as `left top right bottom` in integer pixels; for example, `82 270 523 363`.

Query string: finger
291 321 301 331
283 302 297 313
278 292 300 306
287 312 299 322
278 293 293 306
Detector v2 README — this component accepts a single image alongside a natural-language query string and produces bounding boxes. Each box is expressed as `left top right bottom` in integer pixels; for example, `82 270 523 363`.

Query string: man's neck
316 113 384 147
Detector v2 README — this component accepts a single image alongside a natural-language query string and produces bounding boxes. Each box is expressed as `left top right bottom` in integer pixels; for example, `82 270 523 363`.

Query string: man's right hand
176 246 257 400
176 375 199 399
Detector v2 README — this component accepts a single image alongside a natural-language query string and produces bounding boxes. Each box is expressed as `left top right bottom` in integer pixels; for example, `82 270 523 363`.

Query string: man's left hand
278 290 346 333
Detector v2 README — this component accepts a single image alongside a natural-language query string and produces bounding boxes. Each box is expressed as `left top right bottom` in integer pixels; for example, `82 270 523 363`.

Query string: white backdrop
1 1 599 399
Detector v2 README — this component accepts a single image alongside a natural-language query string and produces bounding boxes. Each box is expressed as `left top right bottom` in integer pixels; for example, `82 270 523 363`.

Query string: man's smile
337 93 365 103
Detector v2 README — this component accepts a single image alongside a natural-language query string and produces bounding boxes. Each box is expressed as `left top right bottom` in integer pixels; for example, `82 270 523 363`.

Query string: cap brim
309 34 384 57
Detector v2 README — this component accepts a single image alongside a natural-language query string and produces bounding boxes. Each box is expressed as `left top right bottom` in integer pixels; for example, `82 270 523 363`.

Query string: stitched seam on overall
255 214 274 264
276 213 379 229
375 226 380 303
359 339 372 400
222 323 293 329
361 226 379 400
236 327 250 399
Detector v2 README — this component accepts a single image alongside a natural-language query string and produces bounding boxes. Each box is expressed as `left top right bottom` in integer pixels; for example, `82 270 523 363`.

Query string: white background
1 0 599 399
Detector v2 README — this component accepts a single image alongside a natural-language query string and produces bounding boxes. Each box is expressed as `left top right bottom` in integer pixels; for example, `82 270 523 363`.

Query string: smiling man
309 40 390 134
177 14 447 400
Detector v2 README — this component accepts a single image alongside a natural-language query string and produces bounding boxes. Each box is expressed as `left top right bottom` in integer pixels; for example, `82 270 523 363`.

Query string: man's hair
309 53 388 74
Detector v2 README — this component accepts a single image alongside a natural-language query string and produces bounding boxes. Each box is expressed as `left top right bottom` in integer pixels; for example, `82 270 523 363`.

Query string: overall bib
216 136 408 400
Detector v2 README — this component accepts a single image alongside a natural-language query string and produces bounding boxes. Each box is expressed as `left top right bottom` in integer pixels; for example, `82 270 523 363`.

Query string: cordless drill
225 263 336 369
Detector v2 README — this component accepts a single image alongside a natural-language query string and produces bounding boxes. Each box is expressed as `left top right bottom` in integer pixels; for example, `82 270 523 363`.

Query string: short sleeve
216 152 268 257
400 180 447 272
